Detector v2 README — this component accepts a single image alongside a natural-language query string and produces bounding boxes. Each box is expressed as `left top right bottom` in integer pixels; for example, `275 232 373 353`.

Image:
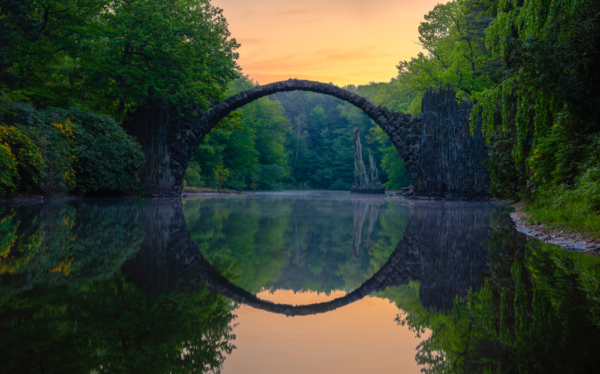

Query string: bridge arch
165 79 422 195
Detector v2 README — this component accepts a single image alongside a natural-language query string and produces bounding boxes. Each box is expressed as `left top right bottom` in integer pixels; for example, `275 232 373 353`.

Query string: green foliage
522 166 600 236
1 0 240 196
0 141 17 196
0 125 43 192
1 100 77 193
1 0 239 115
184 162 203 187
189 77 290 190
77 0 240 115
257 164 286 190
472 0 600 201
0 0 42 87
484 120 528 198
274 89 384 189
371 127 410 189
43 108 145 193
329 178 350 190
214 159 230 191
397 0 499 97
353 78 414 189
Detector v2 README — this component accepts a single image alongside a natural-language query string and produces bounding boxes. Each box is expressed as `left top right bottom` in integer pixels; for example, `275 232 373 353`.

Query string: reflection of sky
212 0 442 86
225 290 428 374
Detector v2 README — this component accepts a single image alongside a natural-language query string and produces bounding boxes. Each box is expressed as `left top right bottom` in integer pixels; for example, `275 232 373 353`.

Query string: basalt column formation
351 127 385 194
415 85 490 200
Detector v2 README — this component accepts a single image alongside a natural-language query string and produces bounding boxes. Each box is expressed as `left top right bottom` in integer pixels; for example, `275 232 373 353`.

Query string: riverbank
511 202 600 255
183 186 248 195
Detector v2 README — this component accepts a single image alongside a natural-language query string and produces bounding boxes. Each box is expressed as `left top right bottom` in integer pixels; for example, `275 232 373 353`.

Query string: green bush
526 166 600 235
329 178 350 190
0 126 44 193
184 162 203 187
0 142 18 196
1 102 76 194
257 164 286 190
42 108 144 192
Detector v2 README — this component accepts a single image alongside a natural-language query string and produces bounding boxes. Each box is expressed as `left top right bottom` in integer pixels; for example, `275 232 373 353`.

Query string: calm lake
1 191 599 373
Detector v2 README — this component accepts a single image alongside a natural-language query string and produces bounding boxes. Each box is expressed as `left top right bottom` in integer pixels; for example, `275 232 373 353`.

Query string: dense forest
0 0 599 232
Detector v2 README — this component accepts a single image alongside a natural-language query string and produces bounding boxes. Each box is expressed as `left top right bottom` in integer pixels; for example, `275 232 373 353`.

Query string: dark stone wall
415 85 490 200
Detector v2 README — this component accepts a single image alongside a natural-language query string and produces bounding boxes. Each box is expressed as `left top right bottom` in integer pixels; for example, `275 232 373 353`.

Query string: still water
1 191 600 373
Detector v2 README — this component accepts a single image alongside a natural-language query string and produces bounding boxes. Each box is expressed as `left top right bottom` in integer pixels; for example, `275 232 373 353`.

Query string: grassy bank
524 196 600 238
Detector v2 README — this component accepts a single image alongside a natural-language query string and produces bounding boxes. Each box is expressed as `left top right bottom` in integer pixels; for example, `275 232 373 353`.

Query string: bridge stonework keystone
125 80 489 199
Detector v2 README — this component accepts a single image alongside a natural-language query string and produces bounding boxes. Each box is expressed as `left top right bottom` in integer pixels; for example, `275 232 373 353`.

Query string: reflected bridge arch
122 199 495 316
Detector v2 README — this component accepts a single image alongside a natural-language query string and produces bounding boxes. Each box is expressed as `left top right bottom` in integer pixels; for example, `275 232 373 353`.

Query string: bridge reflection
123 199 494 316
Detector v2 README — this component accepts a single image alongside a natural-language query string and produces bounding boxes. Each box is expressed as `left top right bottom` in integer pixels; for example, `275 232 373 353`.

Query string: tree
214 159 230 191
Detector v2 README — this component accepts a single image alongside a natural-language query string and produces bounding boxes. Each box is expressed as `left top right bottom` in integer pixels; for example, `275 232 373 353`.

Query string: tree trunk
122 106 179 197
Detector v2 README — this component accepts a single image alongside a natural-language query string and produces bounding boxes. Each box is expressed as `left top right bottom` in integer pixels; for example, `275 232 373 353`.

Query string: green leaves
79 0 239 114
44 107 145 192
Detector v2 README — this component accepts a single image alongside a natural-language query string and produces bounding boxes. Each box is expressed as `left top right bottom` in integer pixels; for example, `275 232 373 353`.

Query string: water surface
1 191 599 373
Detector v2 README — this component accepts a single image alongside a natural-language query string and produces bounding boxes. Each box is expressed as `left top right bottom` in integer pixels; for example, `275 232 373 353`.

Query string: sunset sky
212 0 442 86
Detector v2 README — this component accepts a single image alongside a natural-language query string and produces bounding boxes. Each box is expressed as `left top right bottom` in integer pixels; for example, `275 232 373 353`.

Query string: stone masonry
154 79 488 199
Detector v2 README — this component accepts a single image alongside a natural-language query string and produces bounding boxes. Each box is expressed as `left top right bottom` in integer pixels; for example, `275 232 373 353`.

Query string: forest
0 0 599 232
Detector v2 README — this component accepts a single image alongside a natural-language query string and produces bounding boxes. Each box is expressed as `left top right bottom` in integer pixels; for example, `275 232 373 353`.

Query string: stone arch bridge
123 80 489 199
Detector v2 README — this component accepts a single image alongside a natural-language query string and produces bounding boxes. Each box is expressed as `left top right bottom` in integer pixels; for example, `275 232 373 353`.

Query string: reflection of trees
383 205 600 373
0 200 237 374
184 194 411 294
184 196 291 293
1 202 144 301
467 207 600 373
0 277 235 373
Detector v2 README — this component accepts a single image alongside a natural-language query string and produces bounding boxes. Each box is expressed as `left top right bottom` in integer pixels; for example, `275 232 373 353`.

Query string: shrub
184 162 203 187
42 108 144 192
0 126 44 192
18 119 77 194
0 142 18 196
257 164 286 190
329 178 350 190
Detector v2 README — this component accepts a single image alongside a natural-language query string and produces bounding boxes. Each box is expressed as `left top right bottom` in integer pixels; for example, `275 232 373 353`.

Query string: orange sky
223 290 428 374
212 0 442 86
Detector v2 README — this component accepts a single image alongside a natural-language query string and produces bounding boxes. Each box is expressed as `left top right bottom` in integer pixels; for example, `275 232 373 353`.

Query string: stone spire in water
368 148 381 187
353 127 369 188
352 127 384 194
